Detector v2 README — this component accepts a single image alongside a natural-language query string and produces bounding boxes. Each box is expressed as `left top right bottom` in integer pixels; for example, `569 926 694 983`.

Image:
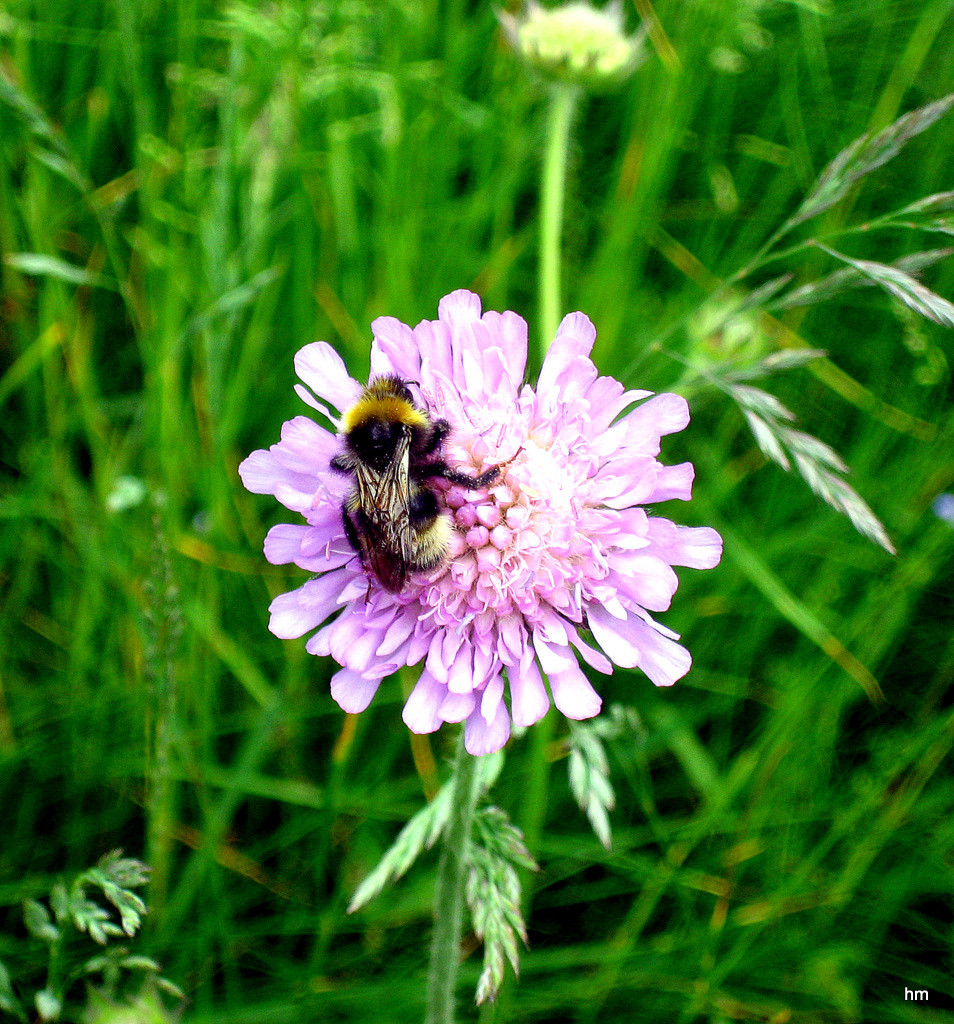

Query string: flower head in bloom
499 1 647 90
239 291 722 755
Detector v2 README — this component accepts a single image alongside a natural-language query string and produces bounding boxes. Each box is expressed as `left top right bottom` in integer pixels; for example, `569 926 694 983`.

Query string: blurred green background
2 0 954 1021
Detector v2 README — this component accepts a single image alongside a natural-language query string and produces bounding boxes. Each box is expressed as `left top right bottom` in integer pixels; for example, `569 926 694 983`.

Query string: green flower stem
425 731 482 1024
538 82 579 360
519 706 554 859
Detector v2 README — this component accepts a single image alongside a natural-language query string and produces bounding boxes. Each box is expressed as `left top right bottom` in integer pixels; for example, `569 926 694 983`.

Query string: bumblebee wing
368 429 416 559
366 545 409 593
347 429 415 591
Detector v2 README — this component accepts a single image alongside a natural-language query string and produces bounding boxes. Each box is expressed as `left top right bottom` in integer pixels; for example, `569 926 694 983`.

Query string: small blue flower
931 493 954 527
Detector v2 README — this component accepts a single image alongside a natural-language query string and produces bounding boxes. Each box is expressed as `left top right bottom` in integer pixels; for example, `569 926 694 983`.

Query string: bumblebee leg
330 453 353 475
442 464 503 488
410 458 492 487
341 506 362 555
414 458 519 489
421 418 451 456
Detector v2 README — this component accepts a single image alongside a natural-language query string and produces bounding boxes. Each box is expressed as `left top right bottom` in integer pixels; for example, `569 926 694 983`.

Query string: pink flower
239 291 722 755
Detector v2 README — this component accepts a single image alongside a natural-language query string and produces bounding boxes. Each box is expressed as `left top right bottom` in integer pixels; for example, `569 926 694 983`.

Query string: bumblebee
330 376 506 593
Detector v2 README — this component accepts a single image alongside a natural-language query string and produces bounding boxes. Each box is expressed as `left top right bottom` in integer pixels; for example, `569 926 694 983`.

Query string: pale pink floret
239 290 722 755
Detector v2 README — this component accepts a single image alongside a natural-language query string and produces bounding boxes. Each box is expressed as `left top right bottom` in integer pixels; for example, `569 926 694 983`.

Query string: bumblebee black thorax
347 418 412 473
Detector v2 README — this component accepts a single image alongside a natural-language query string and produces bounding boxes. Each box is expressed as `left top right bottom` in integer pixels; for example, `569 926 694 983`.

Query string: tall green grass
2 0 954 1021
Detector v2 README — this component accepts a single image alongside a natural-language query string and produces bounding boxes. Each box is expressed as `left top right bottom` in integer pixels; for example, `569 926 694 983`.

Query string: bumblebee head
342 376 431 472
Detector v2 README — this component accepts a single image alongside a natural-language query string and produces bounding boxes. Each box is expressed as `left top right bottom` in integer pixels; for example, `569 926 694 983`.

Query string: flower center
426 417 605 626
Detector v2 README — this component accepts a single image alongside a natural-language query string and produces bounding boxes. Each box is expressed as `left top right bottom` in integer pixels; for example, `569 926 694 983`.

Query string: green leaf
725 348 828 381
49 882 69 925
347 750 504 914
894 248 954 274
118 955 162 973
80 953 119 975
183 265 284 335
347 783 454 913
69 893 122 945
95 851 151 891
155 976 187 1002
3 253 118 290
0 66 88 190
0 959 28 1023
735 273 795 313
23 900 60 945
475 749 506 793
35 989 62 1022
567 720 616 849
77 851 150 938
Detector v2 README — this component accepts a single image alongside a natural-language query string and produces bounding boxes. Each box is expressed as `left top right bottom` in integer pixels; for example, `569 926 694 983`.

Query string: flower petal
293 384 338 423
537 312 598 405
273 416 338 475
628 618 692 686
646 521 724 569
593 457 658 508
266 520 353 573
464 698 511 755
480 311 527 391
567 629 613 674
440 689 476 723
618 393 690 456
589 605 691 685
508 649 550 727
588 603 641 668
295 341 362 413
438 288 483 327
550 664 602 720
238 449 317 509
300 509 347 554
427 629 465 686
330 669 382 714
415 318 455 390
480 673 505 724
403 669 445 734
376 611 419 658
586 376 653 433
533 634 602 720
327 609 391 673
263 524 311 566
307 536 355 574
447 646 476 694
648 462 694 502
370 315 422 380
268 571 349 639
608 552 679 612
554 310 597 357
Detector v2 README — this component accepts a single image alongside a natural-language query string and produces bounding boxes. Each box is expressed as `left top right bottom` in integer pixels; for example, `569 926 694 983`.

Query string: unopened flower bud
500 1 646 90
